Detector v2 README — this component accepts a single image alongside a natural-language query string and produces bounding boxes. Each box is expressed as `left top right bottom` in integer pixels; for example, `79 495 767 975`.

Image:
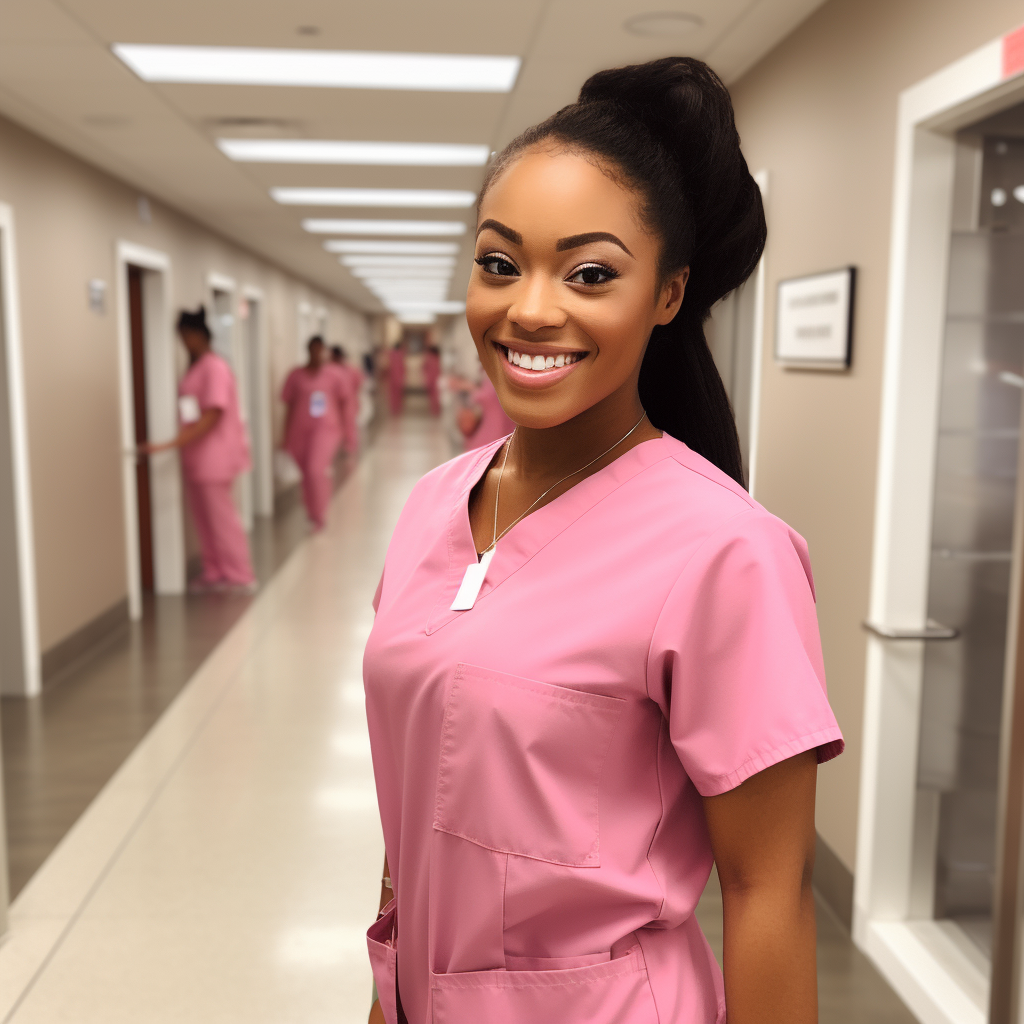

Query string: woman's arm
703 749 818 1024
139 408 222 454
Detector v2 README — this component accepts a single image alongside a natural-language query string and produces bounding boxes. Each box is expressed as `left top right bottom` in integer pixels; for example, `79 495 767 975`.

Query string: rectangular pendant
450 546 495 611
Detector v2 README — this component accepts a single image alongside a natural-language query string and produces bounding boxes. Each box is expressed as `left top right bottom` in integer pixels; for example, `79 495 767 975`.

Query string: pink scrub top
178 352 249 483
281 364 348 454
363 433 843 1023
464 377 515 451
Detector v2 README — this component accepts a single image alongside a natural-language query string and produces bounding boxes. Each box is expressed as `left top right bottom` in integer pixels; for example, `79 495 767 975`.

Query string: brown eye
475 255 519 277
567 263 617 286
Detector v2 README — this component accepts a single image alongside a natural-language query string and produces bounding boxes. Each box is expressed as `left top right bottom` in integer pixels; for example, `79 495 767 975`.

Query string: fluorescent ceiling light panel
351 268 453 279
275 188 475 208
218 139 490 166
113 45 520 92
325 240 458 255
398 313 438 324
341 255 455 268
386 300 466 314
304 219 465 236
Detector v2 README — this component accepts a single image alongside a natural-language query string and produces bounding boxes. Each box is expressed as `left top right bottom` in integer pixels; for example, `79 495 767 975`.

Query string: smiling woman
364 56 842 1024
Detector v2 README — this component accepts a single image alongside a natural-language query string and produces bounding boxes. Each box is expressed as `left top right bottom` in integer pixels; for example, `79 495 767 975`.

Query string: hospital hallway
0 409 912 1024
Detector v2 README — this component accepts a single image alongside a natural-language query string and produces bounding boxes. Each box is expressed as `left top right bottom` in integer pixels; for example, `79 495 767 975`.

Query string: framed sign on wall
775 267 856 370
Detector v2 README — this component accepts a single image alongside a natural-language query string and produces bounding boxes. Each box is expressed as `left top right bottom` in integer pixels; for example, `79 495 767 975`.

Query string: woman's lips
494 343 587 389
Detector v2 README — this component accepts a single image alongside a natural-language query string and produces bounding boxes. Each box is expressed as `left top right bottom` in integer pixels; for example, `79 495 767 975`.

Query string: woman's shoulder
631 435 811 582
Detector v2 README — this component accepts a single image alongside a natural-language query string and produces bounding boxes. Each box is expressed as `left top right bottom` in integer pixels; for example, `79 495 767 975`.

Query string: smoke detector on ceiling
624 11 704 36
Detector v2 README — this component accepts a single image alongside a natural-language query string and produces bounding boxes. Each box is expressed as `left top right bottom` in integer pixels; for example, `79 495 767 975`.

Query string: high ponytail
482 57 765 486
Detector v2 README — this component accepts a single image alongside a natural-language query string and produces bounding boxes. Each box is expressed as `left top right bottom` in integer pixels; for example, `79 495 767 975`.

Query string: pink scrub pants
185 478 255 585
291 431 339 528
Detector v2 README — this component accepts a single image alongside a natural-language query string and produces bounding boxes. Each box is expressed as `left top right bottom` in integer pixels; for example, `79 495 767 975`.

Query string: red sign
1004 24 1024 79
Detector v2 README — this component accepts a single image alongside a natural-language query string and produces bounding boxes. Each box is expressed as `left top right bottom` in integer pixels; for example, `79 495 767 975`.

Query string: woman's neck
510 385 660 485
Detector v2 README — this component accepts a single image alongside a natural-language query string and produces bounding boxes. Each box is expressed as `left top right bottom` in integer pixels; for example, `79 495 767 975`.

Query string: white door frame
0 203 40 697
855 27 1024 1024
115 242 184 619
242 284 273 518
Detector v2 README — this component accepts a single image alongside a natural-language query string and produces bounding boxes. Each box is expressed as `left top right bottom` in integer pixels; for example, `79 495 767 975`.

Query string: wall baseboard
813 832 854 930
40 598 129 689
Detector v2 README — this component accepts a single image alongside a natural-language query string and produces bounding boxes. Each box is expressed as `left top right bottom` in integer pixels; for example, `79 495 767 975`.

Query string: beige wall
732 0 1024 871
0 113 371 653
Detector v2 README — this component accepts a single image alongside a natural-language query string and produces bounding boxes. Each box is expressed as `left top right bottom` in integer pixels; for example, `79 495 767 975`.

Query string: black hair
308 334 325 351
482 57 765 486
331 344 346 361
176 306 211 339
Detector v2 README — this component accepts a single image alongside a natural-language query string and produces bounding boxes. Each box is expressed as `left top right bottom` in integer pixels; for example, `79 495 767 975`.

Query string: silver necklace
450 412 648 613
488 412 648 553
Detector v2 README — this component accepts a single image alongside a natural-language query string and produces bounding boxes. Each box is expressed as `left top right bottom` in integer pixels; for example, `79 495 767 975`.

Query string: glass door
912 107 1024 1021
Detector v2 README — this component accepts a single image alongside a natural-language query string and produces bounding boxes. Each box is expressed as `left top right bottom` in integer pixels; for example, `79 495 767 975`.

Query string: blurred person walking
453 374 514 451
331 344 362 454
424 344 442 416
387 342 406 416
141 307 255 592
281 336 349 530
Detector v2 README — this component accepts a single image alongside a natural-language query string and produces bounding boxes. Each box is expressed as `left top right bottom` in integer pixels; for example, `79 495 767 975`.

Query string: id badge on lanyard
310 391 327 418
179 395 201 424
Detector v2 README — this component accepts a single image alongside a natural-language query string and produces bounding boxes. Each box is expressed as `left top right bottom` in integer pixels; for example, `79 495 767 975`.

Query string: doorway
856 30 1024 1024
116 243 184 617
128 266 154 593
705 170 768 492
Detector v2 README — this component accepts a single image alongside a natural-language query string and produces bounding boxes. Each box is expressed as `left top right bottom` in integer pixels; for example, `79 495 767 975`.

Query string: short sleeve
372 569 385 613
197 357 233 411
647 509 843 798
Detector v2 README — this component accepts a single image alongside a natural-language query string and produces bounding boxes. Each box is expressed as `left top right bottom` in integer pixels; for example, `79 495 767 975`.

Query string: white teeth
512 351 521 365
545 356 555 368
504 349 583 370
531 354 545 370
554 354 565 367
507 348 513 363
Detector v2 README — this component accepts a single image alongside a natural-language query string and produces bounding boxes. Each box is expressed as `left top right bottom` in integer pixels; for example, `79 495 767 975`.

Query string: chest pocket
433 663 623 868
309 390 327 417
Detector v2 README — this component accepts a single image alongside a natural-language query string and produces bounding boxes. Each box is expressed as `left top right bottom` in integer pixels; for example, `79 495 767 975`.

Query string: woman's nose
506 275 567 332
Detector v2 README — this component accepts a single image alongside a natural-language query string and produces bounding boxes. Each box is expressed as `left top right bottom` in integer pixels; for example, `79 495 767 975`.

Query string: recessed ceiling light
341 256 456 270
274 187 475 208
112 45 521 92
325 240 459 255
218 139 490 166
304 219 466 236
623 12 704 36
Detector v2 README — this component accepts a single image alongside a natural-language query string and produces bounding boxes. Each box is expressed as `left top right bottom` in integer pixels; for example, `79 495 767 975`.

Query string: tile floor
0 409 919 1023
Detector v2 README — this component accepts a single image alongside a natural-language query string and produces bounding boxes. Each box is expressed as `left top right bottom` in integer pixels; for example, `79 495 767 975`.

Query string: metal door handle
862 619 958 640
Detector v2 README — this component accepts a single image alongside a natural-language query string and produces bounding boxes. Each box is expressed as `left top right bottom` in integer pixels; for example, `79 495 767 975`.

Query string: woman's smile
493 340 589 389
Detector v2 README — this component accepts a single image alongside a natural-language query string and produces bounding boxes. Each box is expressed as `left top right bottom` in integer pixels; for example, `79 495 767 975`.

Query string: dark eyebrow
476 219 522 245
556 232 634 258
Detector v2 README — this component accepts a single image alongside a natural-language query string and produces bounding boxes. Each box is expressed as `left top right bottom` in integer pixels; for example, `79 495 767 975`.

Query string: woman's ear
655 267 689 326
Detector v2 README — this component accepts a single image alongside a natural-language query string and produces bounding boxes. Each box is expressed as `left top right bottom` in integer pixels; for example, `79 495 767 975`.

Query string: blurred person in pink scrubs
387 342 405 416
330 344 362 454
365 58 842 1024
423 344 442 416
141 307 255 592
281 336 349 530
452 373 515 451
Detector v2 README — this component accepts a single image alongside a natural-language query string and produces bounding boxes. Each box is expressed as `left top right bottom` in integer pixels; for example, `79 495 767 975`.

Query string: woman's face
466 146 686 429
178 327 209 357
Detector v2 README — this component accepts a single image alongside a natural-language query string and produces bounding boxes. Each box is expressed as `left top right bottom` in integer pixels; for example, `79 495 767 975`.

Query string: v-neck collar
425 433 685 634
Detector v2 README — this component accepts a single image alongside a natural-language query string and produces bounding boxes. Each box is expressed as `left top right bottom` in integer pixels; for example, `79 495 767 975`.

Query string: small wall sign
775 267 856 370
